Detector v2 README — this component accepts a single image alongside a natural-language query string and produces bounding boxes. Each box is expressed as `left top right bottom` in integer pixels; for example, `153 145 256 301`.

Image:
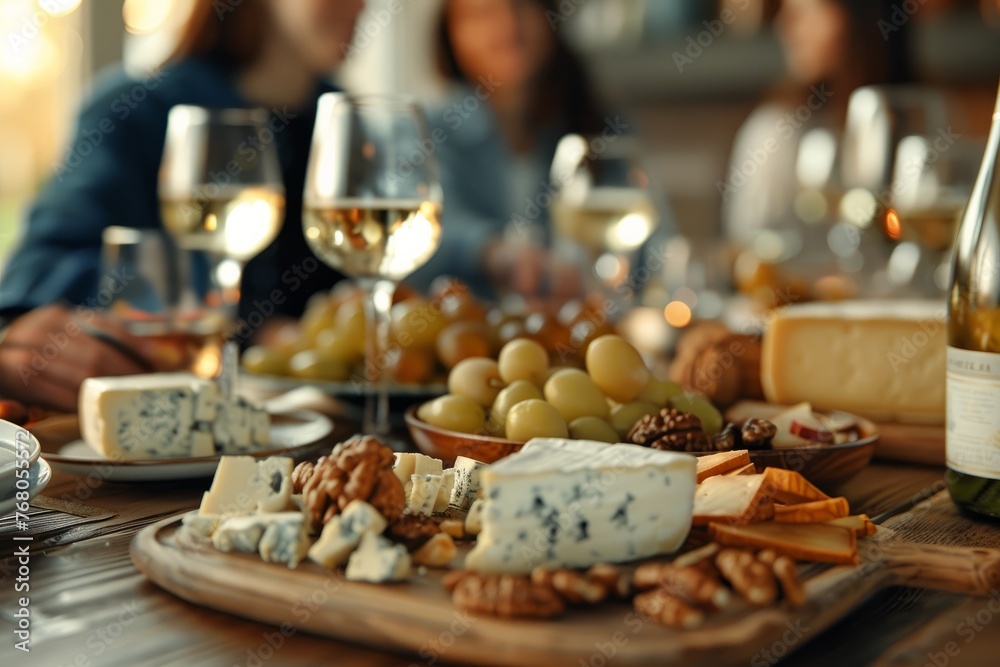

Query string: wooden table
4 433 1000 667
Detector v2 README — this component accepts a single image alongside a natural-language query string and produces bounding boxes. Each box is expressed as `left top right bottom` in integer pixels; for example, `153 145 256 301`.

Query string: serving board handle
880 542 1000 596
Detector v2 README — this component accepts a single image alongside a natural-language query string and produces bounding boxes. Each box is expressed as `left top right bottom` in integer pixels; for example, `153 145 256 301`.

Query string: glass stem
362 278 397 435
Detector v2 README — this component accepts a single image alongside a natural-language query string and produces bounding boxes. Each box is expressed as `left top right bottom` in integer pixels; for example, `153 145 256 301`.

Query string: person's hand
0 305 162 412
484 240 583 302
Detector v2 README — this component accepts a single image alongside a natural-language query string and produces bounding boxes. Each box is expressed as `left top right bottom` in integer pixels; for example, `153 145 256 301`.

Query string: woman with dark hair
407 0 606 298
723 0 914 245
0 0 364 410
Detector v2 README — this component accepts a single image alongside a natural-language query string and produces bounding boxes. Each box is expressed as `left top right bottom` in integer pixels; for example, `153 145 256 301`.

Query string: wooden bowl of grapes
404 406 522 465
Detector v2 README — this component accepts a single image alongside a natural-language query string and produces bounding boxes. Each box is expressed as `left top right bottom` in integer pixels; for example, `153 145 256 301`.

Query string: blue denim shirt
0 58 343 325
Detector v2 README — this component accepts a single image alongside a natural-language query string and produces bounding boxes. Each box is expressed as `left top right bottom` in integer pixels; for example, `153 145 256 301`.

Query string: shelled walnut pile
627 408 777 453
445 545 805 627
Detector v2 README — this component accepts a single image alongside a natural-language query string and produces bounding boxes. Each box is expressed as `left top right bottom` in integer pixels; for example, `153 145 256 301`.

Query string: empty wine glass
303 93 442 435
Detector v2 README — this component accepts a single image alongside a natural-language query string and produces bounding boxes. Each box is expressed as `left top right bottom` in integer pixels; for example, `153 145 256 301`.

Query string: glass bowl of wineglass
303 93 443 435
549 133 660 309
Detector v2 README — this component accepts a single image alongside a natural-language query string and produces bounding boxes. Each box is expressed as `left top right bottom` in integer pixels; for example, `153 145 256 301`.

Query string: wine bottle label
947 346 1000 480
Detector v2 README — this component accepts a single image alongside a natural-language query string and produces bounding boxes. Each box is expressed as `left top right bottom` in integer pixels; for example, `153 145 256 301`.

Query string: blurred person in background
722 0 913 247
0 0 364 410
408 0 608 300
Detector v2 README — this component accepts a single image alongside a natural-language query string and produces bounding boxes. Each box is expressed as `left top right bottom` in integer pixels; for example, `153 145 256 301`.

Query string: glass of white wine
159 106 286 397
160 106 285 270
550 134 659 306
303 93 442 435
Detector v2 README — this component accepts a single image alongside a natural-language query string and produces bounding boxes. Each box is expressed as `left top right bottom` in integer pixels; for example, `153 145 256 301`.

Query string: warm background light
664 300 693 328
122 0 174 35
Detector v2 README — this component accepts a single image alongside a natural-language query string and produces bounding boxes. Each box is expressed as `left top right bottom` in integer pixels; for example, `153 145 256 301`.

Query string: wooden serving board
131 491 1000 667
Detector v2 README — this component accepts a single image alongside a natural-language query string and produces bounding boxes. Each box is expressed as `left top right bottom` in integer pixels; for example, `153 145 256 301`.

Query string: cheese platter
131 436 1000 667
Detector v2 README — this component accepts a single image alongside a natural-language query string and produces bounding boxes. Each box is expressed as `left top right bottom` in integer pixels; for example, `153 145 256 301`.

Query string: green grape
568 416 619 443
544 368 610 423
609 401 661 438
417 394 485 434
497 338 549 386
505 399 568 441
448 357 504 407
585 335 651 403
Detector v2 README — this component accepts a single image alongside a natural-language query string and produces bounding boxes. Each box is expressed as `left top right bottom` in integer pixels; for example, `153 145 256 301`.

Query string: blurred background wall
1 0 999 262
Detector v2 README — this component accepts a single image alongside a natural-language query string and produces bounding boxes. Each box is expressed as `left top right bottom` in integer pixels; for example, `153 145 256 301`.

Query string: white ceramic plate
45 410 333 482
0 420 42 486
0 458 52 516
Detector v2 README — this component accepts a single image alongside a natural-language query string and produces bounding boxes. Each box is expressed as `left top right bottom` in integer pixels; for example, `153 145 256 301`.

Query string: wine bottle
947 82 1000 519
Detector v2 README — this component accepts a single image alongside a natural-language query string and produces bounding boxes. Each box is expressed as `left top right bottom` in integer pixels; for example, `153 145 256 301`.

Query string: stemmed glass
550 133 659 307
303 93 443 435
159 106 286 395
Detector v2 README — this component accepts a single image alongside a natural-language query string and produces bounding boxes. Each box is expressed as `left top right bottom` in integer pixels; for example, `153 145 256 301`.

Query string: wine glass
550 133 659 308
159 106 286 395
303 93 443 436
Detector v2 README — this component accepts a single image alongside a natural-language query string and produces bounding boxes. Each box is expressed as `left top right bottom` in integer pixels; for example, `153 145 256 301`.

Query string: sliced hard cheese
761 301 945 423
345 532 411 583
198 456 293 516
762 467 828 505
826 514 877 536
696 450 752 482
308 499 388 568
708 521 858 564
465 438 696 574
693 474 772 526
773 497 850 523
449 456 488 510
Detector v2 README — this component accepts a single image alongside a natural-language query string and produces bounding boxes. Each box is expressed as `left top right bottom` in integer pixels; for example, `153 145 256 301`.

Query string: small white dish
0 458 52 516
0 419 42 485
45 410 333 482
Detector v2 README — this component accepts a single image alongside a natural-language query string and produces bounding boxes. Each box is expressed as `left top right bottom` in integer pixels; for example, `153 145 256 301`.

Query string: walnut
715 548 777 605
633 563 730 609
627 408 712 452
531 567 614 604
294 435 405 532
450 572 565 619
713 423 742 452
411 533 457 568
387 512 441 550
741 419 777 450
634 589 705 629
771 555 806 608
668 325 764 407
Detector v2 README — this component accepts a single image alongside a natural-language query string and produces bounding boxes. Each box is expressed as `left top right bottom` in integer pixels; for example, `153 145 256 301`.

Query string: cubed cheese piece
345 532 411 583
465 499 484 536
465 439 696 574
181 512 220 540
215 397 271 454
761 301 945 423
434 469 456 513
408 474 443 516
79 373 221 460
449 456 488 510
198 456 293 515
212 513 292 553
259 513 310 568
393 453 443 495
308 500 388 568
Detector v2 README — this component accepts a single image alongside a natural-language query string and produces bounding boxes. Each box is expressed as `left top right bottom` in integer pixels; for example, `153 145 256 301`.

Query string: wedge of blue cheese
308 500 388 569
79 373 270 460
198 456 293 515
464 439 697 574
393 452 443 497
408 473 443 516
345 532 411 583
